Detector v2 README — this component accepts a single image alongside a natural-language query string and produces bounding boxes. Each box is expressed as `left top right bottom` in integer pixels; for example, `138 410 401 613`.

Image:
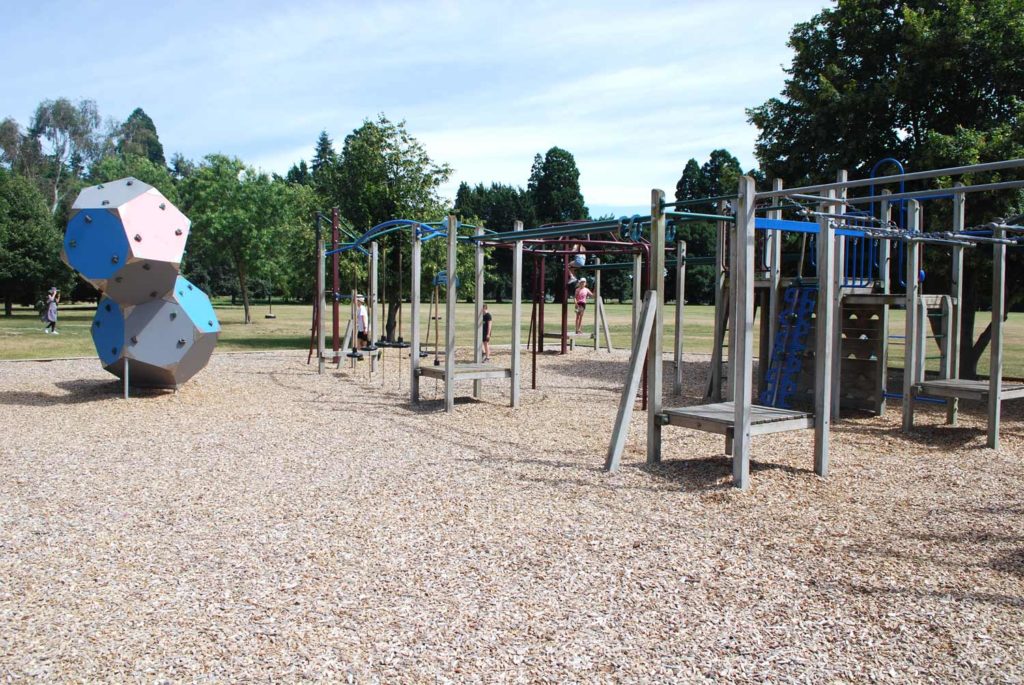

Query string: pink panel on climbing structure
115 188 191 264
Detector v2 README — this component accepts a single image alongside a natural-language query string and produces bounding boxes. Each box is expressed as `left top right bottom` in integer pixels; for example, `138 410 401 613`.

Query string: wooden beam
731 176 756 489
876 190 892 416
473 225 484 399
674 240 686 395
510 220 523 408
369 241 378 373
947 184 964 425
988 224 1006 448
445 215 457 412
593 257 601 351
316 233 325 375
647 189 666 464
410 222 422 402
606 291 658 471
902 200 921 432
814 187 837 477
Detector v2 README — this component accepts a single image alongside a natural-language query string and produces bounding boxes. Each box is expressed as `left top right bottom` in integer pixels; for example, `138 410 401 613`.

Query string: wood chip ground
1 348 1022 682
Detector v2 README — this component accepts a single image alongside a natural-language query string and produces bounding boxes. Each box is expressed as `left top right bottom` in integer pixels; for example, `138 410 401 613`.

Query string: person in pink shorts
574 278 592 335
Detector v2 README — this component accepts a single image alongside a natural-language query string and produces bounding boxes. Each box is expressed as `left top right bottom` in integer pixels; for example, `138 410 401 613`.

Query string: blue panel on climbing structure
64 210 131 280
91 297 126 366
172 276 220 333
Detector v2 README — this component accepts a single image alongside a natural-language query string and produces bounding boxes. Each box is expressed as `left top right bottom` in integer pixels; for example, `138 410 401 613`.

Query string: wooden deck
916 379 1024 402
662 402 814 437
418 363 512 382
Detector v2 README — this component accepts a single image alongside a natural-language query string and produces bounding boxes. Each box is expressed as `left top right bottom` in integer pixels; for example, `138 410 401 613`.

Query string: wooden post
473 225 484 399
731 177 756 489
813 188 837 477
988 224 1006 448
709 203 728 402
410 224 422 401
593 257 601 351
831 170 847 420
646 189 666 464
510 221 523 408
331 208 340 365
877 190 892 415
631 253 642 339
724 200 736 405
902 200 921 433
606 291 658 471
673 240 686 395
124 358 130 399
947 185 964 425
599 297 613 352
767 179 783 362
444 215 457 412
369 241 378 373
316 232 326 375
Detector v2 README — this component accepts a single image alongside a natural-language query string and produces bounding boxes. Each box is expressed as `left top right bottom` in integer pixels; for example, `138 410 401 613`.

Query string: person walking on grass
574 278 592 335
481 304 492 362
43 287 60 335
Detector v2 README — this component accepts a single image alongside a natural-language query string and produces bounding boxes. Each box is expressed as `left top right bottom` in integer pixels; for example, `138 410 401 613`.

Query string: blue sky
2 0 829 216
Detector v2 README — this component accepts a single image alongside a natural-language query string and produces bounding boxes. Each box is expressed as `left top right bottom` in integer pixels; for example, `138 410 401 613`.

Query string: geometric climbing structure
759 284 817 409
63 177 220 388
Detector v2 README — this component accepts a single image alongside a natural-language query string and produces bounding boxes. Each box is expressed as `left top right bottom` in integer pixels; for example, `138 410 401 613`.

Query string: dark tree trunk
4 292 12 317
237 260 251 324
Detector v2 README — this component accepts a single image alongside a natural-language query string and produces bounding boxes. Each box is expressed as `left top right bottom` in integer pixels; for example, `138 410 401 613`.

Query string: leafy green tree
748 0 1024 377
454 181 535 300
116 108 165 166
26 98 103 214
323 115 452 338
310 130 337 198
90 154 179 204
531 147 588 223
182 155 297 323
286 159 311 185
0 170 68 316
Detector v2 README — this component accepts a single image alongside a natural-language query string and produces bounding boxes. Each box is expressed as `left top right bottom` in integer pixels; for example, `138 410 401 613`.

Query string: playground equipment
409 217 522 412
62 177 220 390
613 158 1024 488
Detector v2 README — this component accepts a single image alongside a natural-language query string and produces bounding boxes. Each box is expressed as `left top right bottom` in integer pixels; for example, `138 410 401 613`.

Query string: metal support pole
814 188 837 477
473 225 484 398
988 225 1006 448
947 185 965 425
561 253 569 355
731 177 756 489
902 200 922 433
410 226 421 401
444 215 457 412
646 189 666 465
511 221 523 407
673 241 686 395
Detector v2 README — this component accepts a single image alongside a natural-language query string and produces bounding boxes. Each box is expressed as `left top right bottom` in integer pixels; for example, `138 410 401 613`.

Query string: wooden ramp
916 379 1024 402
662 402 814 437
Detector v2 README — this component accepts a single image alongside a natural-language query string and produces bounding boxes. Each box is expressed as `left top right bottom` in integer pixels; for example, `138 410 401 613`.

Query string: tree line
2 0 1021 377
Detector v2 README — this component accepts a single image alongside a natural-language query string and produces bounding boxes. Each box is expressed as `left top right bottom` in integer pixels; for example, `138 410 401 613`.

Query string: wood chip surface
1 348 1022 683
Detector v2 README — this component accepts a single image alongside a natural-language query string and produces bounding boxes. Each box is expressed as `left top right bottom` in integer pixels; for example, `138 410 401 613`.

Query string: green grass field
3 299 1022 377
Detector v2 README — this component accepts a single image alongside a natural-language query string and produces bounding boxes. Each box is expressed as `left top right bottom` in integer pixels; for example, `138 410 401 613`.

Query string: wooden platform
916 379 1024 402
418 363 512 382
661 402 814 437
541 332 595 339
